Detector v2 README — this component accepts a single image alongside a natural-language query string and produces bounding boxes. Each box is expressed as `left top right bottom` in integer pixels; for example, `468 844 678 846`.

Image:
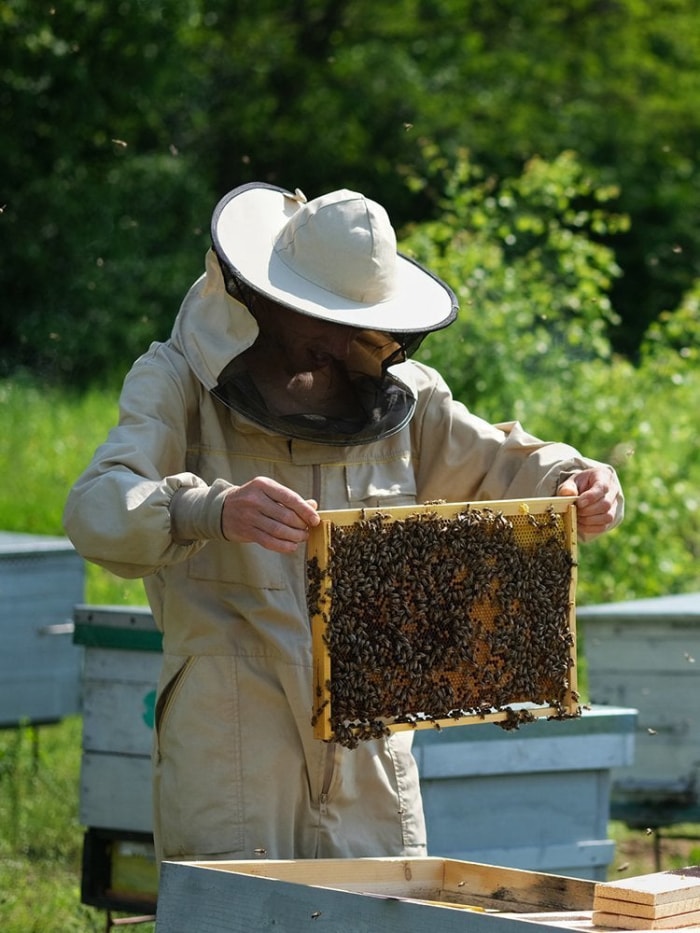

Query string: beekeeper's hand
557 467 623 540
222 477 320 552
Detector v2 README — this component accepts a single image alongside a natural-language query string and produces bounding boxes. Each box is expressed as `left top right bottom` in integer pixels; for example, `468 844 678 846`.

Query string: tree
2 0 699 381
0 0 210 383
403 147 700 603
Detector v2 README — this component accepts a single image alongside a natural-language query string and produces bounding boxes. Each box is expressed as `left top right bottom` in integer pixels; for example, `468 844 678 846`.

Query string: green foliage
0 379 115 535
405 146 628 420
0 0 210 384
403 149 700 604
2 0 700 382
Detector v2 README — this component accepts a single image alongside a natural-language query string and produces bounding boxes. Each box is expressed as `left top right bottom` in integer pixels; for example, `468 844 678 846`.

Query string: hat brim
211 183 458 334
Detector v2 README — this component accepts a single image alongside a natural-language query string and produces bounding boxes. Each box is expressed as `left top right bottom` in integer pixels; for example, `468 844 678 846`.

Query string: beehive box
156 856 598 933
308 497 579 746
0 531 85 727
156 857 700 933
413 705 637 880
579 593 700 828
73 603 161 833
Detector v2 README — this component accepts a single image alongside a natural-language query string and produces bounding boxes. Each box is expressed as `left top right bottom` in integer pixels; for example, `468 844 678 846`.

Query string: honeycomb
307 498 579 748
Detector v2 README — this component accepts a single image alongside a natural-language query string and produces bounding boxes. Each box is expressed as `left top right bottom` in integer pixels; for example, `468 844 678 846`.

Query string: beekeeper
63 183 624 866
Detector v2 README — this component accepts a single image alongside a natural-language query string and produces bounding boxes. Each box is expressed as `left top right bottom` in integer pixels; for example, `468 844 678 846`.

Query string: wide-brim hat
211 182 458 334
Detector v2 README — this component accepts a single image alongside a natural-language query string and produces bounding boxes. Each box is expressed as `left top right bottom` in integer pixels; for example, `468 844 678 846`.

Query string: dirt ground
608 824 700 880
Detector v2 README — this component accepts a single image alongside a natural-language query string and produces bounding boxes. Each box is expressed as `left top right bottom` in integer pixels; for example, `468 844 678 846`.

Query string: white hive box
414 705 636 880
0 530 85 727
579 593 700 827
73 603 161 833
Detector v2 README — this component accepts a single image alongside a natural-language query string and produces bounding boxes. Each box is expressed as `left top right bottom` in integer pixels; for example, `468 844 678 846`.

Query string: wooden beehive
308 497 579 747
579 593 700 829
156 855 597 933
72 604 161 834
0 531 85 727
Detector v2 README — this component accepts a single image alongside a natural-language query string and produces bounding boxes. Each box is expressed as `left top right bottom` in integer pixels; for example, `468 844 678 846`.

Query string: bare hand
222 477 320 553
557 467 622 539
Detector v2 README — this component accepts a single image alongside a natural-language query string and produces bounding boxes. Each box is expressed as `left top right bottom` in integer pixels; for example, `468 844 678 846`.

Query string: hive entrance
307 498 579 748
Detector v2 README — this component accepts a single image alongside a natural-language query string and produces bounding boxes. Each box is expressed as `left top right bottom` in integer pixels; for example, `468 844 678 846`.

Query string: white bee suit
64 250 623 865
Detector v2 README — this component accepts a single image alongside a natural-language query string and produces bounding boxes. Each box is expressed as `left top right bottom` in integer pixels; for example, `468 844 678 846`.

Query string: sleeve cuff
169 479 234 544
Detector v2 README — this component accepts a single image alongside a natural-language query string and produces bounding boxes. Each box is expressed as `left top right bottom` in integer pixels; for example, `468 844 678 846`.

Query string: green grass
1 379 150 931
0 721 87 931
0 719 155 932
0 377 147 606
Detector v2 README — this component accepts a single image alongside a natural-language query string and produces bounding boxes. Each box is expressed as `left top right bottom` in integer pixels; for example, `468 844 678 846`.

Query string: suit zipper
311 463 321 513
311 462 335 815
319 743 336 815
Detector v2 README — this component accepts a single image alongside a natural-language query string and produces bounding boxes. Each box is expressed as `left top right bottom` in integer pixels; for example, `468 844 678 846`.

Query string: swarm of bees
307 500 580 749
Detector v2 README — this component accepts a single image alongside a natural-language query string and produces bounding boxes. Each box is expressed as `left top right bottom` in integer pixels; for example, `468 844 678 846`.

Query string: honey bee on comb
307 498 580 748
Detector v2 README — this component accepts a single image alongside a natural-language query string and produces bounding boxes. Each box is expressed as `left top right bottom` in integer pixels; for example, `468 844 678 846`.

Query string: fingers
557 468 622 538
222 478 320 552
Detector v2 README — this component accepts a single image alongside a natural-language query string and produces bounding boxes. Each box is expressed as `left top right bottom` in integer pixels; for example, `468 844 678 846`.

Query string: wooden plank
0 675 81 726
595 869 700 908
73 604 161 651
309 519 333 741
415 727 635 778
175 856 596 911
81 679 156 756
586 634 700 675
593 894 700 920
79 753 152 832
421 766 604 849
83 646 161 684
183 855 445 893
591 906 700 929
577 593 700 627
432 841 614 879
316 496 576 525
0 537 84 726
441 859 594 912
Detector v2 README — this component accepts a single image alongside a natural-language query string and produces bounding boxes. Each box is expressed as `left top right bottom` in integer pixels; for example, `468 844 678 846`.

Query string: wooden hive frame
307 497 579 747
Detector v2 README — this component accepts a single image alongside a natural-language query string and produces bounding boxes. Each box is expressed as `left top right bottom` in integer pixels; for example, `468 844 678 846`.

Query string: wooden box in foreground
156 858 700 933
156 856 597 933
308 497 579 746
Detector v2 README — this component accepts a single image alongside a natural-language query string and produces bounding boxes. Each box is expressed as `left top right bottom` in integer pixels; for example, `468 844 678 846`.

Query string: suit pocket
345 455 417 508
153 654 245 858
187 538 286 589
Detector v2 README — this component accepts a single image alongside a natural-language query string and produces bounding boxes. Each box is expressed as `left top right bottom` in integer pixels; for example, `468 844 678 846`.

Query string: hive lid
0 530 77 556
72 604 161 652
